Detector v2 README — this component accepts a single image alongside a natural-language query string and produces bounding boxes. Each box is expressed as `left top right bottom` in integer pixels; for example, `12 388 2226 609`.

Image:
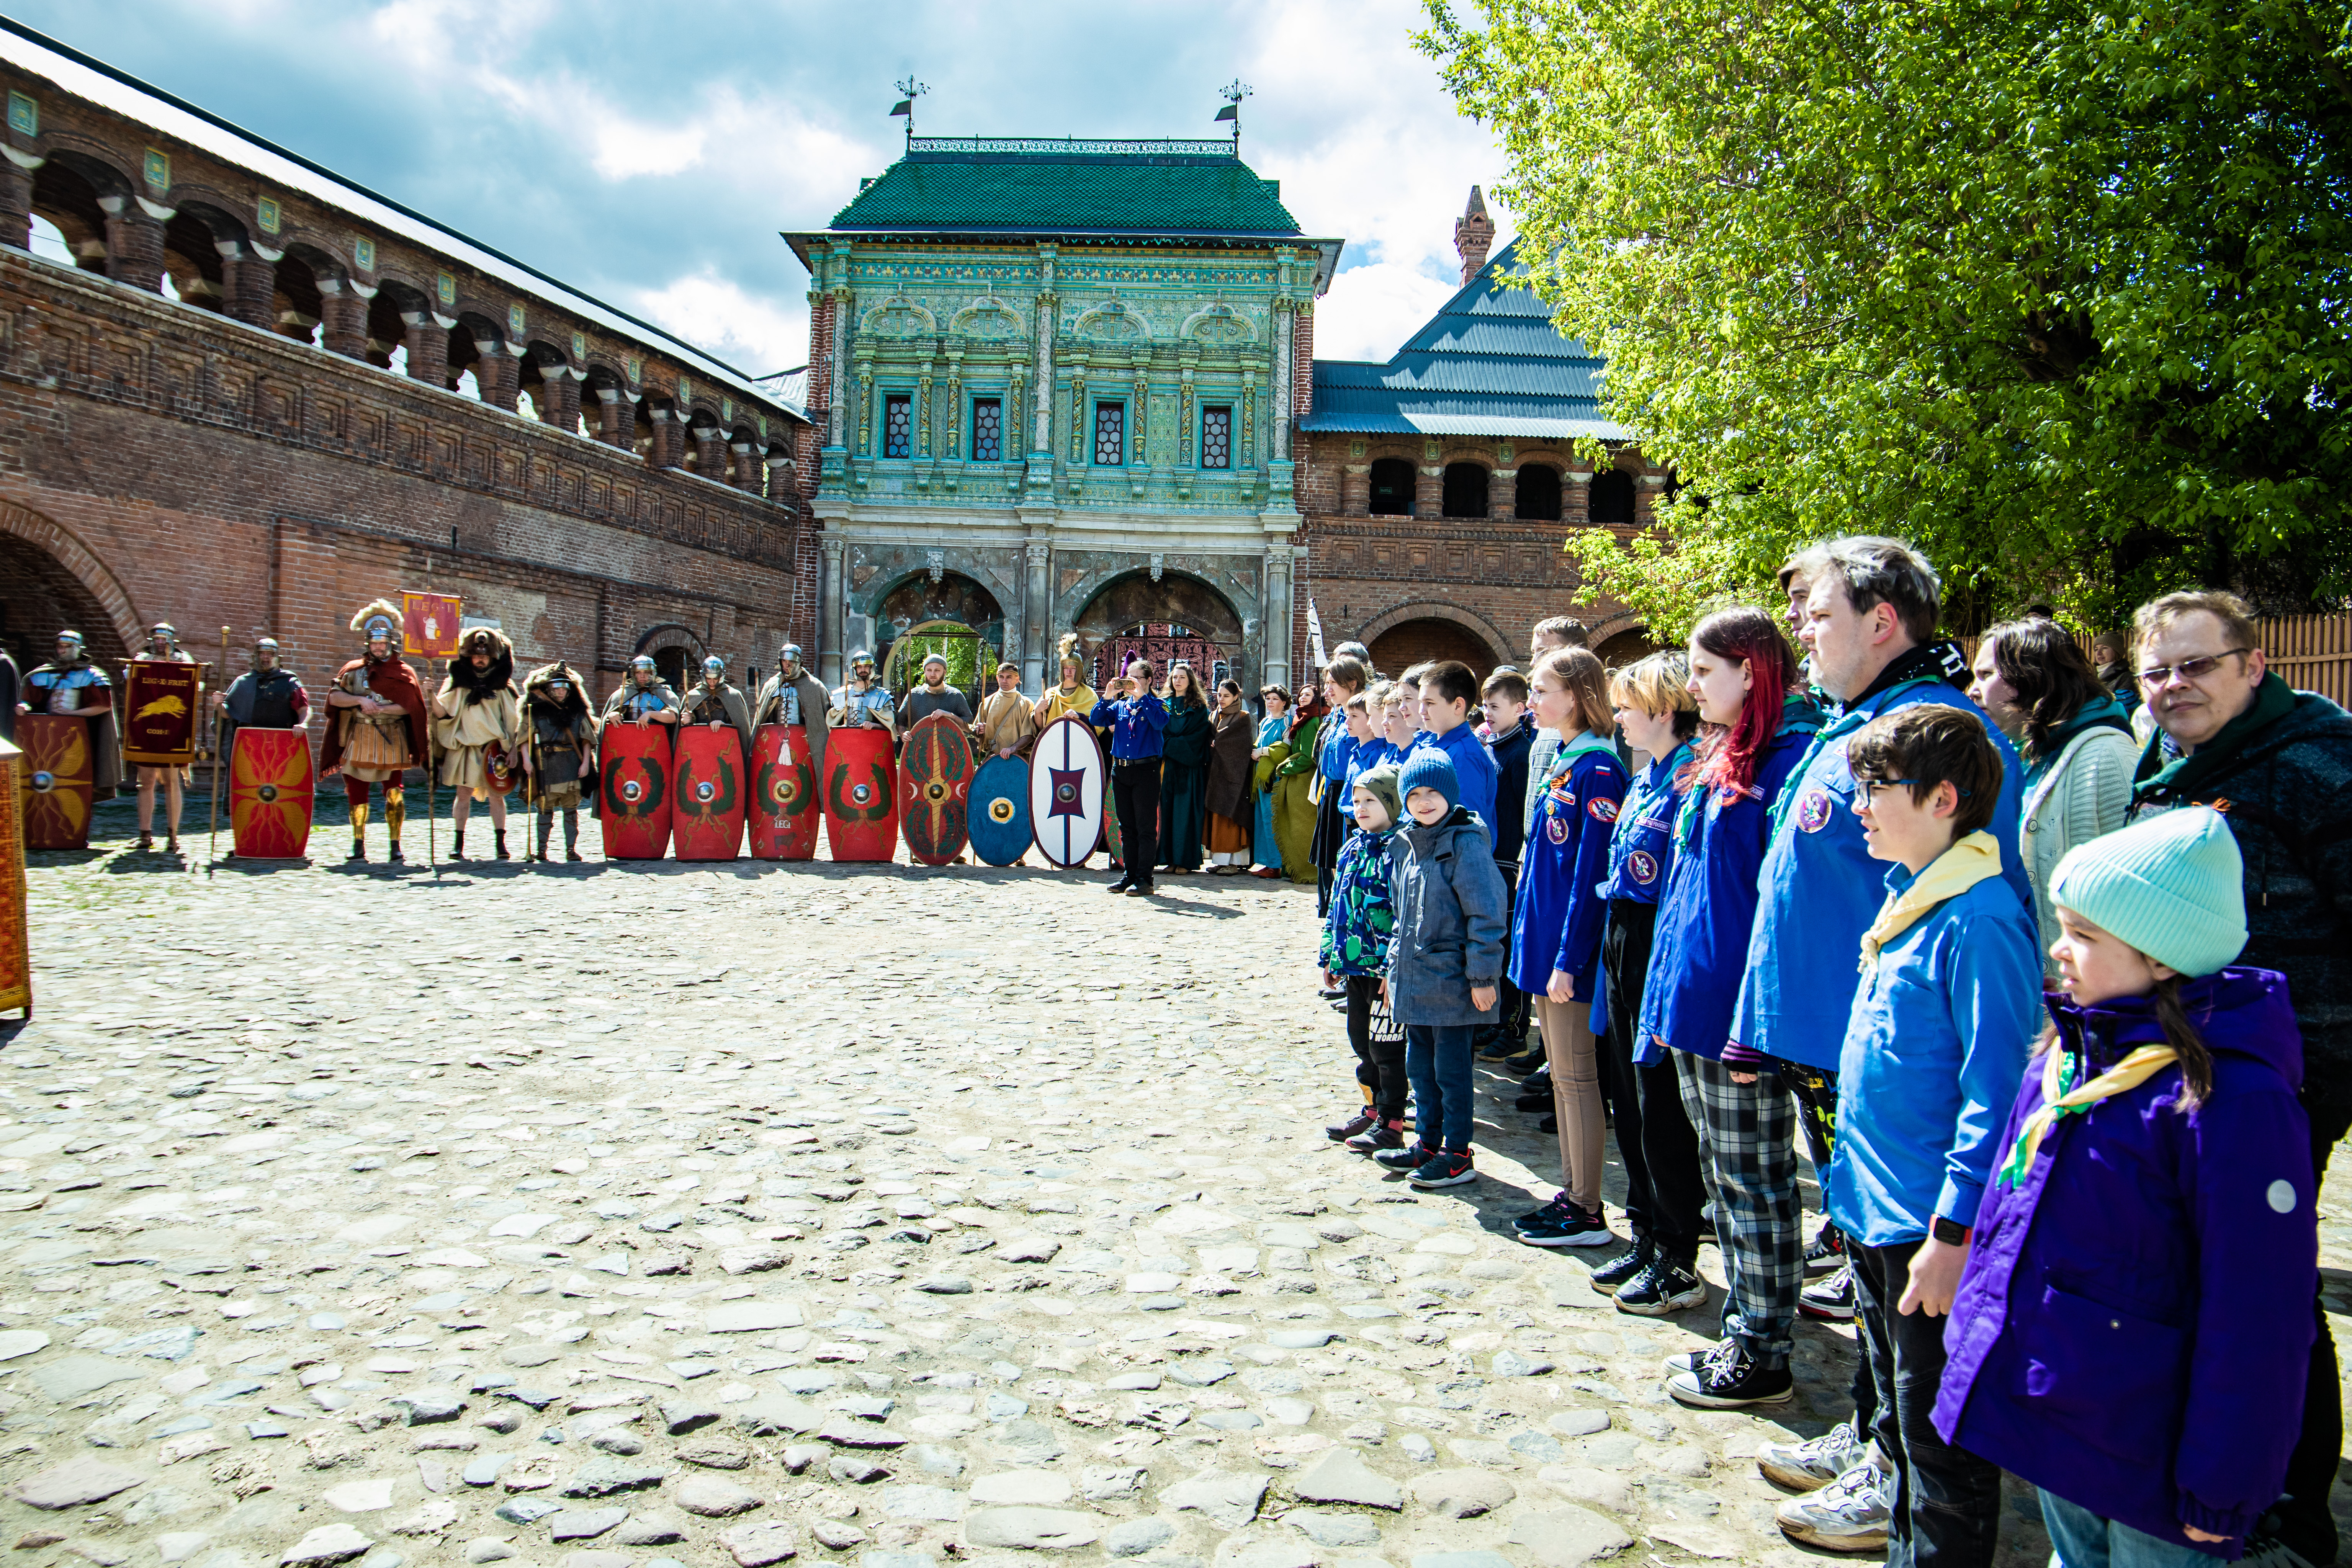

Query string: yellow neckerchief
1997 1041 2179 1187
1856 829 2004 971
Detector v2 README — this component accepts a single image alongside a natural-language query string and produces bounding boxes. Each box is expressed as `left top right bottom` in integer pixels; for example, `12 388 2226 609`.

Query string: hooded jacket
2128 677 2352 1089
1321 824 1398 977
1507 736 1627 1000
1933 969 2316 1557
1382 806 1509 1027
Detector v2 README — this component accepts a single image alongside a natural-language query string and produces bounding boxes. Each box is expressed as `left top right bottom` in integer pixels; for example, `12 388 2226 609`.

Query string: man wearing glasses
2128 590 2352 1568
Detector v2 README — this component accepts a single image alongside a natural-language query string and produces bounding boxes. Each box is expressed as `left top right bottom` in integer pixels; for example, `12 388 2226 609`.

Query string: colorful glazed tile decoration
7 92 36 137
142 147 169 190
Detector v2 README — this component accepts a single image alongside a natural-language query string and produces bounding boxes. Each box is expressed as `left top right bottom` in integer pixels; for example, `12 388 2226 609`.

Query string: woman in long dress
1251 685 1290 878
1204 679 1256 873
1155 662 1212 873
1271 684 1327 883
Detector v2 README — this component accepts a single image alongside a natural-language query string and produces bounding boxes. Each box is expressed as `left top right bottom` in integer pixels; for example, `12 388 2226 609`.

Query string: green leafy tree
1419 0 2352 637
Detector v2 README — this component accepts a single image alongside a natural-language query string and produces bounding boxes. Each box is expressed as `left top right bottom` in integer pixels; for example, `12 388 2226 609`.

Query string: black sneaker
1344 1118 1405 1153
1318 984 1346 1000
1373 1142 1434 1172
1106 876 1134 894
1474 1032 1519 1061
1805 1221 1846 1273
1588 1237 1656 1292
1615 1259 1709 1317
1505 1047 1547 1074
1326 1107 1377 1142
1538 1113 1557 1134
1511 1191 1576 1232
1519 1065 1552 1093
1799 1263 1856 1322
1514 1091 1553 1112
1408 1150 1476 1189
1516 1195 1615 1249
1667 1339 1793 1409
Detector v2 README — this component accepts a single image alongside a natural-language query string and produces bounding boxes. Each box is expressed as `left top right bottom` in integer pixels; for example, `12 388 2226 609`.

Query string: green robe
1271 714 1323 884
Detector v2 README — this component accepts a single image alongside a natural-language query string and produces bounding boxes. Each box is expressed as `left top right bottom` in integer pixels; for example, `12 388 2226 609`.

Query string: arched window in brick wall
1442 463 1489 519
1369 458 1416 516
160 213 226 313
29 161 108 274
1517 463 1562 522
1590 468 1636 526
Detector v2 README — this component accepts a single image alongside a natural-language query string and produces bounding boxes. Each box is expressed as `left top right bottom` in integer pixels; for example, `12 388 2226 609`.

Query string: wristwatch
1930 1215 1972 1247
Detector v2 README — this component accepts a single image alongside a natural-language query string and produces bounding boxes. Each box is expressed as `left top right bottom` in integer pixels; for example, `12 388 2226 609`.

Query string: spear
207 626 228 868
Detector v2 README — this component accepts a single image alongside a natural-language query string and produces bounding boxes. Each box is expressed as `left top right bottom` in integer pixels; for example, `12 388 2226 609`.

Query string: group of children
1311 620 2318 1567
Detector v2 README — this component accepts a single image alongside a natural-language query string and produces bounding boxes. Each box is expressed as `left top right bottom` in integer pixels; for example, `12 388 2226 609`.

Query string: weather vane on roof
1214 80 1252 152
890 76 929 144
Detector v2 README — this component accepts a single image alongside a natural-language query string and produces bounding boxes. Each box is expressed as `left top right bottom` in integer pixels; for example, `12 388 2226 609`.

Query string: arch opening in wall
1516 463 1562 522
0 501 142 673
160 212 227 312
1068 571 1246 691
29 160 109 273
1442 462 1489 519
1367 616 1501 680
872 572 1006 698
1592 625 1663 669
1368 457 1415 517
633 623 708 695
1589 468 1636 526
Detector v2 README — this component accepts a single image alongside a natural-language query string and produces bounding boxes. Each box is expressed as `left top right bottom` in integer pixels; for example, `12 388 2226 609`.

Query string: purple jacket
1932 969 2316 1557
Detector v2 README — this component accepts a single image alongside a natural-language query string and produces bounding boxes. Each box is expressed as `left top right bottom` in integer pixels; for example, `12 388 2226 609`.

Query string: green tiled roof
827 141 1303 238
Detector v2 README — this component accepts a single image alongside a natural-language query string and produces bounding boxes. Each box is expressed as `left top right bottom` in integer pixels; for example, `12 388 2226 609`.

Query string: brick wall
0 253 812 713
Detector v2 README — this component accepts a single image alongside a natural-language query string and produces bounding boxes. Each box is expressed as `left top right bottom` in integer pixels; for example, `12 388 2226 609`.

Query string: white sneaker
1757 1420 1870 1492
1775 1462 1892 1553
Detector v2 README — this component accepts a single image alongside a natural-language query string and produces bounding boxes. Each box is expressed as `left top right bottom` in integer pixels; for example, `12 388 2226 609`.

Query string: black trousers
2277 1084 2351 1565
1598 899 1707 1263
1492 862 1529 1046
1851 1238 2002 1568
1111 759 1160 892
1344 975 1408 1115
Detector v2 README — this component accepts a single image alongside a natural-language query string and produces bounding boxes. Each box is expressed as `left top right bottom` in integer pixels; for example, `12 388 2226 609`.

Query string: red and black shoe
1326 1105 1378 1142
1345 1116 1405 1153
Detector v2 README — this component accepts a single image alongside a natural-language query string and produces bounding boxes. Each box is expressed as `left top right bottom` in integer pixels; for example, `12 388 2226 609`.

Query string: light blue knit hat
2048 807 2247 977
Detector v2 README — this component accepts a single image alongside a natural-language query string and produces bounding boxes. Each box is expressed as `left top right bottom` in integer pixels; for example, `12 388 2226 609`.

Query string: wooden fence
1960 614 2352 710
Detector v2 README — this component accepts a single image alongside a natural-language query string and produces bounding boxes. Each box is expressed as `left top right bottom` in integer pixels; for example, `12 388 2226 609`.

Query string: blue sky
10 0 1512 376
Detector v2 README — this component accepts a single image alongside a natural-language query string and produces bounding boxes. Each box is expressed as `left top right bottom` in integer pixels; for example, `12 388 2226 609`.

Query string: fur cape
443 628 516 706
523 661 593 722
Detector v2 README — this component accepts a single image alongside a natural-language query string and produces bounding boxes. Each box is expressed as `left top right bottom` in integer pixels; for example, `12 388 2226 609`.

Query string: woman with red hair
1629 608 1822 1349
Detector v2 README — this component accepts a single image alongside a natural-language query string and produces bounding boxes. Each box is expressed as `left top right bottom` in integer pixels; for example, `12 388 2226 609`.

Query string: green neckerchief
1545 729 1618 784
1762 683 1922 844
2023 693 2131 789
2131 672 2296 804
1679 697 1825 850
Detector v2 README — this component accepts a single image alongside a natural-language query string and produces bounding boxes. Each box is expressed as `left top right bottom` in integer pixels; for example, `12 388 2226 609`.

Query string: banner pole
207 627 227 869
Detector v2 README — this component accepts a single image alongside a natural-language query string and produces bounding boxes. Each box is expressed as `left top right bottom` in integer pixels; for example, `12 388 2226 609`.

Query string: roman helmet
703 656 726 683
147 622 180 656
629 654 658 686
350 599 401 657
253 636 280 671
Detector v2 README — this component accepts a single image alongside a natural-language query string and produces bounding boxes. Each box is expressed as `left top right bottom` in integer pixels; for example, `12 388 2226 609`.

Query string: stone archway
0 495 143 672
1354 602 1514 676
634 623 708 695
1068 571 1247 691
869 572 1006 697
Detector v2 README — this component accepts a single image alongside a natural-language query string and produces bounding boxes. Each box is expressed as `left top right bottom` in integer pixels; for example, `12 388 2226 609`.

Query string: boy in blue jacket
1784 704 2038 1566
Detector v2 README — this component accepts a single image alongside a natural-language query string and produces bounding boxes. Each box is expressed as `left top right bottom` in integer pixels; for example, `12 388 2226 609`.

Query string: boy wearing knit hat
1322 762 1407 1152
1933 805 2316 1568
1372 750 1511 1189
1775 704 2041 1560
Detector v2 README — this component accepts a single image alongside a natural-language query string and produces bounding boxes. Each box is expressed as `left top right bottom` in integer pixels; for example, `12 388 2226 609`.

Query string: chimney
1454 186 1495 284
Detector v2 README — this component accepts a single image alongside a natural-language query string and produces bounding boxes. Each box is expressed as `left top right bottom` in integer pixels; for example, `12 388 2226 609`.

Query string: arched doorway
634 624 707 695
0 500 141 674
873 573 1005 701
1368 617 1498 679
1593 625 1663 669
1068 572 1245 693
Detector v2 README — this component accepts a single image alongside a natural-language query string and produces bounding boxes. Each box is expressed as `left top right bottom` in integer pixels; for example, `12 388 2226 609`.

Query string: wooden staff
206 626 228 866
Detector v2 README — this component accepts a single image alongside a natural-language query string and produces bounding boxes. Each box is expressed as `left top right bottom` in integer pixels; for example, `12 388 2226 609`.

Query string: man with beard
322 600 430 863
752 641 829 783
521 661 597 863
129 623 195 853
831 649 895 734
604 655 680 726
209 637 310 750
433 626 523 861
677 656 754 753
21 629 124 800
899 652 973 729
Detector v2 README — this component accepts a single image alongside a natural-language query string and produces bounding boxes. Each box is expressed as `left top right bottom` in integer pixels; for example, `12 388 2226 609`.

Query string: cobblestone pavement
2 802 2347 1568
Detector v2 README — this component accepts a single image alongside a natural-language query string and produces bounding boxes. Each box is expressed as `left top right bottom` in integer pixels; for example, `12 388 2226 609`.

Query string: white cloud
589 116 710 181
1314 262 1458 363
628 271 809 379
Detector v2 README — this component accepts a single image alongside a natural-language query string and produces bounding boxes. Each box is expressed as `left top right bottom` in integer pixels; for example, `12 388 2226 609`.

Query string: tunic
527 704 597 811
322 656 429 786
900 685 973 729
752 670 831 783
1205 704 1255 863
1252 713 1286 868
1033 684 1098 728
1155 697 1212 870
1271 712 1324 883
972 689 1037 758
435 679 523 798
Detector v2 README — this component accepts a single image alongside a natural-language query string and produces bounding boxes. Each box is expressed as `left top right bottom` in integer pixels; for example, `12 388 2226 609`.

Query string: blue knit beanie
1397 749 1460 816
2048 806 2247 978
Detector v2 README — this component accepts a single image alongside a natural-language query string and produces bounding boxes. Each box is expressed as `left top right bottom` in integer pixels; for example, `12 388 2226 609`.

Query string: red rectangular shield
121 658 201 766
403 592 463 657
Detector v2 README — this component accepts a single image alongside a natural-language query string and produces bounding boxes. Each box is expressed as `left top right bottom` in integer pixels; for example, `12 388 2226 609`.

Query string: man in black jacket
2128 589 2352 1568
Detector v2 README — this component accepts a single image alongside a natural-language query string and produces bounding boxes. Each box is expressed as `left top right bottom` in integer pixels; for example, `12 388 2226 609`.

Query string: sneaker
1408 1150 1477 1189
1799 1263 1856 1322
1344 1118 1405 1153
1588 1237 1656 1292
1475 1032 1519 1061
1757 1421 1870 1492
1516 1195 1615 1248
1514 1091 1554 1112
1775 1462 1892 1552
1106 877 1133 894
1805 1222 1847 1273
1661 1340 1723 1375
1374 1142 1434 1173
1504 1047 1547 1074
1326 1107 1377 1142
1667 1339 1793 1409
1318 984 1346 1000
1538 1113 1557 1134
1519 1065 1552 1094
1614 1259 1709 1316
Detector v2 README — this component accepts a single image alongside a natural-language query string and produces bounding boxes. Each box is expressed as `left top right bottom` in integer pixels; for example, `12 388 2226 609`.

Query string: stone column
596 386 631 448
818 536 847 686
694 425 726 479
1262 545 1294 696
98 197 167 294
317 280 369 359
1030 291 1057 452
826 286 851 451
546 367 583 433
1567 468 1592 526
220 241 278 330
475 340 520 411
1022 538 1052 691
648 407 681 469
0 156 34 252
402 313 450 387
765 453 792 503
731 440 757 491
1272 299 1293 462
1491 462 1518 521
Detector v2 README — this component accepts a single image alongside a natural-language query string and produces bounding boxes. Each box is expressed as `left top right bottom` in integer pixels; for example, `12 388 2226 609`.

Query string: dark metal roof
1304 239 1624 440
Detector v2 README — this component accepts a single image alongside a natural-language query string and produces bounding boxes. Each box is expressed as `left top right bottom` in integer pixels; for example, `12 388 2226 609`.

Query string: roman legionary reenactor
677 656 753 753
752 641 829 782
211 637 310 749
972 660 1037 761
433 626 523 861
21 630 123 797
521 661 597 863
1031 633 1098 728
322 600 430 863
830 649 895 735
129 622 195 853
602 655 679 726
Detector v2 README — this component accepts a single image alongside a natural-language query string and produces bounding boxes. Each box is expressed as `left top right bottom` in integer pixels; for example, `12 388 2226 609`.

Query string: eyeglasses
2138 649 2250 688
1851 778 1915 806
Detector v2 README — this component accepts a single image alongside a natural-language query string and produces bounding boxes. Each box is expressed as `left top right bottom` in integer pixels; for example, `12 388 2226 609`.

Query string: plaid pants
1675 1049 1801 1370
